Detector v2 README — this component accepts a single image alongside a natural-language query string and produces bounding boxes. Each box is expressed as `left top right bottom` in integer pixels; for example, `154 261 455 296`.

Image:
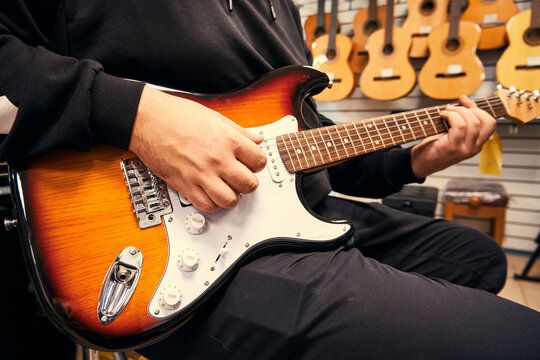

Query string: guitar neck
368 0 378 22
328 0 339 51
448 0 462 41
277 96 507 173
383 0 394 47
316 0 326 28
532 0 540 29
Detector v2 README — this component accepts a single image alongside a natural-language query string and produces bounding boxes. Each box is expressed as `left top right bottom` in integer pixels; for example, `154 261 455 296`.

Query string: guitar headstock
495 86 540 125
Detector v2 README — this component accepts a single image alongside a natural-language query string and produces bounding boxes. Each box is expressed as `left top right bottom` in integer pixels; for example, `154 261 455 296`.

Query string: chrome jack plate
98 247 143 325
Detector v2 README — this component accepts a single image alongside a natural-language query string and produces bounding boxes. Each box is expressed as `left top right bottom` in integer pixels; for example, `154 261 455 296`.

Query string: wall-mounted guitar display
402 0 449 58
311 0 355 101
418 0 485 99
349 0 386 74
462 0 519 50
496 0 540 91
359 0 416 100
303 0 342 50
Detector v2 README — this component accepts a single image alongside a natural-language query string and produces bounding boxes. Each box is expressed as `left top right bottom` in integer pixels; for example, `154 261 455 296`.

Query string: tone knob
178 248 200 272
159 284 182 310
184 212 206 234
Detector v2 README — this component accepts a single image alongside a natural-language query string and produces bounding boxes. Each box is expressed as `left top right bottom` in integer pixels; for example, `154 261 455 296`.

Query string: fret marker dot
401 125 407 130
296 149 302 154
424 121 428 125
311 145 317 151
327 142 332 147
368 124 373 128
344 138 349 143
375 140 380 145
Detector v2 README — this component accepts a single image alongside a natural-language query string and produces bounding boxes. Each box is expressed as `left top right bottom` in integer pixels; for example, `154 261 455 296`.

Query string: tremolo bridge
121 158 173 229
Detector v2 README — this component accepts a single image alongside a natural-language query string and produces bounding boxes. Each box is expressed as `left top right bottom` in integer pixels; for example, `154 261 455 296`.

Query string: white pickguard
148 116 352 318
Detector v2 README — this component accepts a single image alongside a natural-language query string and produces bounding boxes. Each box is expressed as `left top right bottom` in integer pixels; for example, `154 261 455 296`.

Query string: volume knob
184 212 206 234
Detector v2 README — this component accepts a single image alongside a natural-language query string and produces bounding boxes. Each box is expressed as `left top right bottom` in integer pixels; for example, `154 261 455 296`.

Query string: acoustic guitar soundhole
364 20 381 36
326 49 337 60
383 44 394 55
524 27 540 46
446 38 460 52
420 0 435 15
315 26 326 38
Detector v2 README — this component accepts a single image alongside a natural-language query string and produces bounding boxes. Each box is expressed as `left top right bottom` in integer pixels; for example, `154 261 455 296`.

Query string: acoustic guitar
402 0 449 58
461 0 519 50
349 0 387 74
10 65 538 351
496 1 540 91
418 0 485 99
303 0 341 50
359 0 416 100
312 0 355 101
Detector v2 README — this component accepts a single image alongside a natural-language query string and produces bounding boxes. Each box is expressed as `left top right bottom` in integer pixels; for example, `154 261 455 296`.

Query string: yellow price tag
479 132 502 176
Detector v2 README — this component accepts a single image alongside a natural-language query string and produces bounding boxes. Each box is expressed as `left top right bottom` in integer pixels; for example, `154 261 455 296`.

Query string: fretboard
277 96 507 173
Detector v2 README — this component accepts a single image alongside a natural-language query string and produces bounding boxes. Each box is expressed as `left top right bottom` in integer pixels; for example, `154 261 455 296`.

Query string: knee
470 230 508 294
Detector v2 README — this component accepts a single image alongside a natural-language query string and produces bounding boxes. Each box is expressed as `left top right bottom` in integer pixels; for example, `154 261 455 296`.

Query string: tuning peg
533 90 540 102
496 84 504 90
524 92 531 101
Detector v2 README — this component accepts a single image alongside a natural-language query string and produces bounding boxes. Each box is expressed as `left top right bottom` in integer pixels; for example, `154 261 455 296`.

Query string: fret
394 113 416 142
317 127 337 162
307 130 325 166
286 133 305 170
296 132 312 168
329 126 349 158
481 98 496 118
403 115 417 141
302 131 318 167
424 108 438 133
381 117 396 146
362 121 377 152
280 135 297 172
325 127 342 160
392 114 407 143
413 110 428 138
335 125 352 157
342 124 359 155
371 119 385 149
351 122 367 154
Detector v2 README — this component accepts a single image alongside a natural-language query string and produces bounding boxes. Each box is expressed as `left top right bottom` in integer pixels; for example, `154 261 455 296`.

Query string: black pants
139 196 540 360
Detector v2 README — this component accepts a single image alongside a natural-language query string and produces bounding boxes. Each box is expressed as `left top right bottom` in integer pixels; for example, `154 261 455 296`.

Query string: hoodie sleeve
0 1 144 168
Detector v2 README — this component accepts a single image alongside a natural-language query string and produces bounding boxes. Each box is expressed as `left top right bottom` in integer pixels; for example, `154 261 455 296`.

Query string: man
1 1 539 359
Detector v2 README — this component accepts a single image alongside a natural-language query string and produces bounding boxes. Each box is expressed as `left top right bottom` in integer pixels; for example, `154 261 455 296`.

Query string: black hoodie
0 0 421 206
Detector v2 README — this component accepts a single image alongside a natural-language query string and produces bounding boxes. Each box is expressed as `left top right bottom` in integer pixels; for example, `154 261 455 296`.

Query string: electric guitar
312 0 355 101
10 65 539 352
303 0 341 50
359 0 417 100
496 1 540 91
461 0 519 50
349 0 387 74
401 0 449 58
418 0 485 99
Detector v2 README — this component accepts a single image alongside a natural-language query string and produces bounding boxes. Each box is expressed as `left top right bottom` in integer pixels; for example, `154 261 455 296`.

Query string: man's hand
410 95 496 178
129 86 267 213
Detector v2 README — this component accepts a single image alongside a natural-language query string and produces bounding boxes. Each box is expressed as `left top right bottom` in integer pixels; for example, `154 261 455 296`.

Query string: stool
443 180 508 246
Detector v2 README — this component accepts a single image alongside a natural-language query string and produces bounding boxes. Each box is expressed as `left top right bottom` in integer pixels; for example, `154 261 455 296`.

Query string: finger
459 94 476 108
201 177 241 209
179 184 221 213
440 108 468 147
468 107 496 146
234 137 268 173
221 161 260 195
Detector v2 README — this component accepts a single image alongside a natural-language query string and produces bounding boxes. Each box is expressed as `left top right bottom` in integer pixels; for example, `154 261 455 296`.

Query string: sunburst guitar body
401 0 449 58
496 9 540 91
462 0 519 50
419 21 485 99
